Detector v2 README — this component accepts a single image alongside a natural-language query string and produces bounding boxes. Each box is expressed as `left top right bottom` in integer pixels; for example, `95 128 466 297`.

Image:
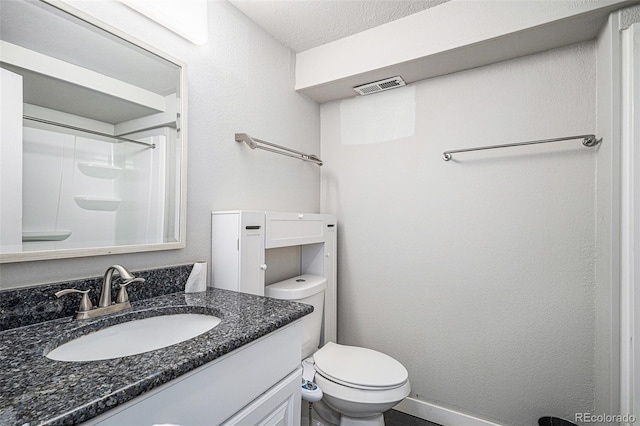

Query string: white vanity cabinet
211 211 337 344
85 321 303 426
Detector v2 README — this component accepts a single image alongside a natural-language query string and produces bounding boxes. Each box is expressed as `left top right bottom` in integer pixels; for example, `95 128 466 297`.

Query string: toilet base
339 413 384 426
305 399 340 426
301 416 327 426
305 400 387 426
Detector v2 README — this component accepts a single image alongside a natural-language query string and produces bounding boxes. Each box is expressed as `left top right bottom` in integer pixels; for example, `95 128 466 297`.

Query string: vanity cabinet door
222 368 301 426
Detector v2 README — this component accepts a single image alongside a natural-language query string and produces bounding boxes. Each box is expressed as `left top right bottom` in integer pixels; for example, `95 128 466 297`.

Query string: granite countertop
0 288 313 426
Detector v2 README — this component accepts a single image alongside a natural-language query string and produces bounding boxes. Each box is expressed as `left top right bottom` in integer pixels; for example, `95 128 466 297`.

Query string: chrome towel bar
442 134 601 161
235 133 323 166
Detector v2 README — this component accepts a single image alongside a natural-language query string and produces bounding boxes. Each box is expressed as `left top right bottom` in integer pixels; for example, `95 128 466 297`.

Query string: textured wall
320 42 596 425
622 4 640 29
0 0 320 289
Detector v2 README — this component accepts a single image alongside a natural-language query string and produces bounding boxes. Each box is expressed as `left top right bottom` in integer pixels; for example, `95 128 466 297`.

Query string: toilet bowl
265 275 411 426
313 342 410 425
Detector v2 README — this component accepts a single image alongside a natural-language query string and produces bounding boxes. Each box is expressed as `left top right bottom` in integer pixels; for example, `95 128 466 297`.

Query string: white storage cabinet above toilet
211 211 337 344
265 212 328 248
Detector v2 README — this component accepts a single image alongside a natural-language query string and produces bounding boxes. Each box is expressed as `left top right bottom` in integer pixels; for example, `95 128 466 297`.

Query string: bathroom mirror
0 0 187 262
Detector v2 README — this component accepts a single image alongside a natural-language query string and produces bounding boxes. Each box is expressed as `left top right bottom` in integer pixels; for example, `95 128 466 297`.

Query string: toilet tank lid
265 274 326 300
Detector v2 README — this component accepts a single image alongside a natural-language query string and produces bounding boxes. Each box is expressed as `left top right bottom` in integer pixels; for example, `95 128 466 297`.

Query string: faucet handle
55 289 93 312
116 278 145 303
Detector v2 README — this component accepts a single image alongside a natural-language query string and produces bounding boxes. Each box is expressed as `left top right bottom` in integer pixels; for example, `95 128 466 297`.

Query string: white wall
320 42 597 425
622 5 640 28
0 0 320 288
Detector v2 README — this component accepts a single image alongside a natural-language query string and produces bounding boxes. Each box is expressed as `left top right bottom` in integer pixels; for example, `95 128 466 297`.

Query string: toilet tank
265 274 326 359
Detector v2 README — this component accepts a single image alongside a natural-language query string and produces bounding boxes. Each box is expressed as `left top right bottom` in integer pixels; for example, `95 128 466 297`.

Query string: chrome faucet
55 265 145 320
99 264 145 307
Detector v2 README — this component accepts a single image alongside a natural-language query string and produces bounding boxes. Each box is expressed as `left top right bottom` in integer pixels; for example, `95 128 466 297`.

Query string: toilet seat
313 342 409 391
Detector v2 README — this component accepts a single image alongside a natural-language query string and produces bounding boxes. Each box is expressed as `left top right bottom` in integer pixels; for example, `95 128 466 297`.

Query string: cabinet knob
325 253 330 257
260 264 268 270
298 214 304 219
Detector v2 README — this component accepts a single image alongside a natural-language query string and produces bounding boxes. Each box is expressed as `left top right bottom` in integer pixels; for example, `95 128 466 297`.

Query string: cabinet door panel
241 224 265 295
323 223 337 343
223 368 301 426
265 212 325 248
212 211 265 293
211 213 240 291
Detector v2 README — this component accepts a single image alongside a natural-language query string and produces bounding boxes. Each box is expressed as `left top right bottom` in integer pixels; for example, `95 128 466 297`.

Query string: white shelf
77 162 122 179
74 196 121 211
22 230 72 242
0 41 166 113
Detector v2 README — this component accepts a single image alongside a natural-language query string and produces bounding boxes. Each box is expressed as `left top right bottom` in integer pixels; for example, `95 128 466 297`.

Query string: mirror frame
0 0 188 263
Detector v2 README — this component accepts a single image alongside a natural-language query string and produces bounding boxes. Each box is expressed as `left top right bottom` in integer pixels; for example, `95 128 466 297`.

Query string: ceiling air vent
353 76 406 96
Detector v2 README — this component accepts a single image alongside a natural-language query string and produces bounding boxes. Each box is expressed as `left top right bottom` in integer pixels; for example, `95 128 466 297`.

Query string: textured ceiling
228 0 450 52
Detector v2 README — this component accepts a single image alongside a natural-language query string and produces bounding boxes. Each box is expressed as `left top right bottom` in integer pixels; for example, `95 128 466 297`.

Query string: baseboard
394 397 506 426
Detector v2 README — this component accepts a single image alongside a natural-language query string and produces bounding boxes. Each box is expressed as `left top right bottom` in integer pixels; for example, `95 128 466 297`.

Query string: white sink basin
47 313 221 362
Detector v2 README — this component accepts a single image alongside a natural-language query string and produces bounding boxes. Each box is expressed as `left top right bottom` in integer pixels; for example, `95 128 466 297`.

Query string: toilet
265 274 411 426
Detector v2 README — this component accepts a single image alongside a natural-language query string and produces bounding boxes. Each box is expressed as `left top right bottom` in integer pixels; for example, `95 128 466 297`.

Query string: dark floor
383 409 442 426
